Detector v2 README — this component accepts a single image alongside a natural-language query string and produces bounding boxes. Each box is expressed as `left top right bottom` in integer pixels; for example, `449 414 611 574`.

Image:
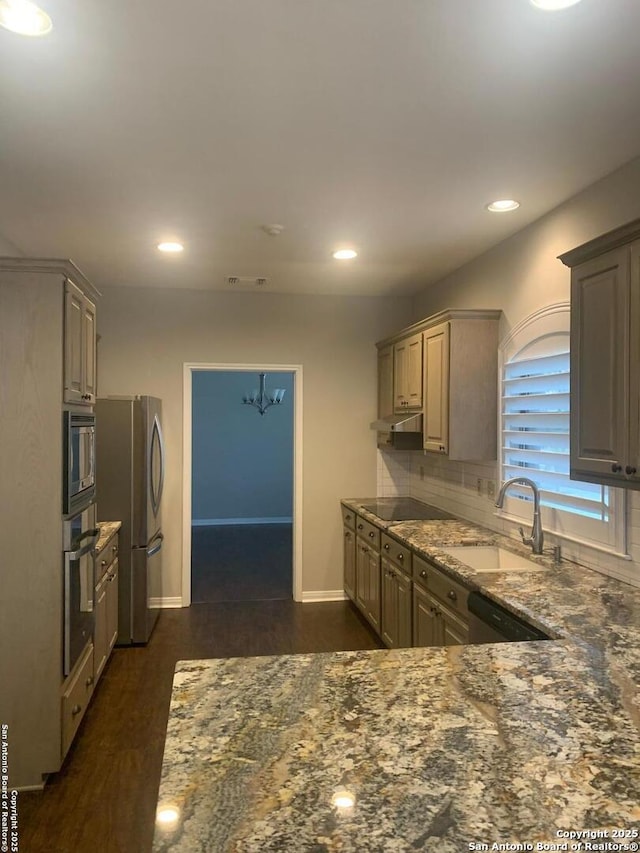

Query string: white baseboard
301 590 348 603
150 596 183 609
192 517 293 526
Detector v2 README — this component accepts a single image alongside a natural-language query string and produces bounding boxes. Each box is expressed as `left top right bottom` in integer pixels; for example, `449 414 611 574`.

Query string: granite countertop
153 499 640 851
95 520 121 555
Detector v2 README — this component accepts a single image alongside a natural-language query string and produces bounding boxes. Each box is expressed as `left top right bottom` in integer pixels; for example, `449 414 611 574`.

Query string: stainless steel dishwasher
467 591 550 643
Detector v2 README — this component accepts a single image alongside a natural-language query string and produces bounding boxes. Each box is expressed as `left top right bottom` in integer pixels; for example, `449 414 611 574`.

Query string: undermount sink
440 546 548 574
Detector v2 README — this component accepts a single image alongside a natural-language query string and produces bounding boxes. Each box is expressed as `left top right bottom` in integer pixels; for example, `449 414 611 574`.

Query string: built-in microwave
63 411 96 516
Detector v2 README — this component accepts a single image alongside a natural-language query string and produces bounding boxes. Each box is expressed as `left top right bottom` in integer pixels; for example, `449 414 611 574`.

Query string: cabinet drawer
341 505 356 531
380 533 412 572
413 554 469 619
61 642 94 758
355 516 381 551
95 532 119 583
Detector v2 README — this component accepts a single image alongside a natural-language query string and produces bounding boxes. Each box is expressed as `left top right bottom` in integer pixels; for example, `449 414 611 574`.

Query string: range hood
370 412 423 433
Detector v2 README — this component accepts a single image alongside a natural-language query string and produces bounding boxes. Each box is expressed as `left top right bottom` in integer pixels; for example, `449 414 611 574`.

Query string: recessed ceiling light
157 241 184 253
530 0 582 9
0 0 52 36
486 199 520 213
333 249 358 260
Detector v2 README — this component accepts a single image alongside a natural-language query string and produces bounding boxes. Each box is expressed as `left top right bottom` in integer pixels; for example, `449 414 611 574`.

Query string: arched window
499 303 626 554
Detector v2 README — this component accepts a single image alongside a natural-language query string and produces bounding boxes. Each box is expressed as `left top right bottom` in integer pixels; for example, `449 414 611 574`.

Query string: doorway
182 364 303 606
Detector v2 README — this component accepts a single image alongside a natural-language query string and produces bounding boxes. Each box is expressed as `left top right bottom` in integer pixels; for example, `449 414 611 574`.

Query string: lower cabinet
412 553 469 646
381 558 412 648
355 538 381 631
94 530 119 684
61 642 95 759
341 506 471 648
412 583 468 647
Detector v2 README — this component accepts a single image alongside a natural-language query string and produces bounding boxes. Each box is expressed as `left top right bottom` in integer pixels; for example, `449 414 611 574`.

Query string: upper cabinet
377 344 394 420
377 310 501 461
560 219 640 490
64 278 97 406
394 332 423 411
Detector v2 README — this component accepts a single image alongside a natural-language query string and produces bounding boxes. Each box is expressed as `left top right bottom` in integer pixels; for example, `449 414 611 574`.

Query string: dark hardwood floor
191 523 292 603
17 600 381 853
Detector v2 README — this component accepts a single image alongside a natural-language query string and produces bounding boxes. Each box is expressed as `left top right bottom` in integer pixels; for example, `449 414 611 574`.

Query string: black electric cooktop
359 499 454 522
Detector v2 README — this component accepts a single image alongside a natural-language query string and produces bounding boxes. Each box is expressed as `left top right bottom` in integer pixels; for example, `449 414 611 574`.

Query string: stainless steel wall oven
63 505 99 675
63 411 96 515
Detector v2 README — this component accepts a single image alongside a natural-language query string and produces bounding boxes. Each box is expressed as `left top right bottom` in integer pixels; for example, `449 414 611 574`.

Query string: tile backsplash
377 448 640 588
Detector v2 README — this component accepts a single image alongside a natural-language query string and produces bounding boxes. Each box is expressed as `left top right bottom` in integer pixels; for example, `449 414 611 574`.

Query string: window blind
502 348 609 522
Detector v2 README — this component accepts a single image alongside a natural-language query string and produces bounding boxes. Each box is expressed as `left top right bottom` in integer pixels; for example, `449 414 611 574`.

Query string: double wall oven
63 410 98 675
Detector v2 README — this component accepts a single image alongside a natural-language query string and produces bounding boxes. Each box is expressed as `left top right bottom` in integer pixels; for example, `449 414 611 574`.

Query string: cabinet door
377 345 394 419
394 340 408 410
412 584 442 647
355 540 369 616
365 548 381 631
570 248 628 481
406 333 423 408
83 297 97 404
423 323 450 454
627 242 640 482
381 558 397 647
64 280 84 404
395 569 412 649
106 559 119 653
439 601 468 646
94 576 108 682
343 528 356 602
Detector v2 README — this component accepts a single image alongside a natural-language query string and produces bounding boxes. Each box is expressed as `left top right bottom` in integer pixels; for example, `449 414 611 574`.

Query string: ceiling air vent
225 276 268 287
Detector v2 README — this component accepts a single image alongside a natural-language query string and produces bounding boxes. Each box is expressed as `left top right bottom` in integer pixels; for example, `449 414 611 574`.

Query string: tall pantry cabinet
0 258 99 789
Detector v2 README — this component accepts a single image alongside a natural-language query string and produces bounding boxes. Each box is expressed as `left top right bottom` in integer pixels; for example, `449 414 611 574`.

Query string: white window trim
497 302 628 559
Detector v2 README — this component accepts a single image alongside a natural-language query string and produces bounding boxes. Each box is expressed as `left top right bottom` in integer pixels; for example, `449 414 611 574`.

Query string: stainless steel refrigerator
95 396 165 644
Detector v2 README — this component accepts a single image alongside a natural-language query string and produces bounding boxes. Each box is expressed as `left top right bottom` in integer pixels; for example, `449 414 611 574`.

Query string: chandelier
242 373 285 416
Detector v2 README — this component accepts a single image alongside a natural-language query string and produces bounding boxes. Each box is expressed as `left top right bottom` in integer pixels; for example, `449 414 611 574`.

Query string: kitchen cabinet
60 643 95 759
394 332 423 412
412 553 469 646
377 344 394 420
355 517 381 631
422 315 500 459
380 532 412 648
560 219 640 489
376 309 500 461
341 506 356 602
64 278 97 406
0 258 100 789
94 529 119 683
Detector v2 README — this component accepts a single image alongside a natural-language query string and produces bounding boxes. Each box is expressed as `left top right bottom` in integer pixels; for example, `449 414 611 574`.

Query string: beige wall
408 155 640 587
97 286 413 600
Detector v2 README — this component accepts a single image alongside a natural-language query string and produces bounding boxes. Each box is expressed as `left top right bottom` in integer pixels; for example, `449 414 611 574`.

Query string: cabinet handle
108 572 116 582
358 524 364 530
369 531 375 539
384 543 390 551
397 553 404 561
101 559 107 567
85 675 94 687
363 547 369 553
420 570 427 579
611 464 623 473
72 704 82 717
626 466 637 476
112 545 118 554
345 514 351 521
447 590 457 602
345 531 350 539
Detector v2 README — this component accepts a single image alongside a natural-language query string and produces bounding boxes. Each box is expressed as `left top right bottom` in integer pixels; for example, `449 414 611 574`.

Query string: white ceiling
1 0 640 296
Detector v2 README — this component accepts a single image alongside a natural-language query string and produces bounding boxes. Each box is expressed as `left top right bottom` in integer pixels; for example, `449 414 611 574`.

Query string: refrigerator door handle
147 531 164 557
67 528 100 560
150 414 165 517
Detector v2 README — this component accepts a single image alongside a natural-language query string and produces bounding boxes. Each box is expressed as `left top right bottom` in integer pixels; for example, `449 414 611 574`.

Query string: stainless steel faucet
495 476 544 555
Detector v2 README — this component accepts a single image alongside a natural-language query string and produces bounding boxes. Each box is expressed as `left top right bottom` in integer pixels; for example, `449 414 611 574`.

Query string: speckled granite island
153 501 640 852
